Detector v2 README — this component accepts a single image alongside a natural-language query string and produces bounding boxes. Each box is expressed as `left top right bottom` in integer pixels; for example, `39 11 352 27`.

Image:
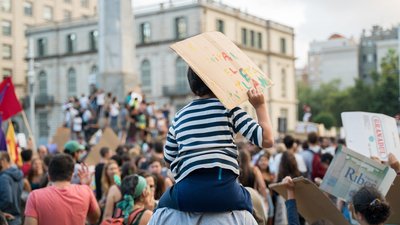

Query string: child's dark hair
187 67 213 97
352 186 390 224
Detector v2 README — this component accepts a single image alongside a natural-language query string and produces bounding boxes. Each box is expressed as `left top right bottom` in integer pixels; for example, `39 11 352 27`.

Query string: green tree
297 49 399 127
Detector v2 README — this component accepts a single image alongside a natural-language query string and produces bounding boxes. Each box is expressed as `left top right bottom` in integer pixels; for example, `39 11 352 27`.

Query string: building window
216 19 224 33
0 0 11 12
175 17 187 39
2 44 12 59
38 112 49 137
257 32 262 49
250 30 255 47
43 5 53 20
176 57 187 89
89 30 98 51
66 33 76 53
280 37 286 54
241 28 247 45
81 0 89 8
2 68 12 77
38 71 47 95
281 68 287 98
37 38 47 57
140 22 151 44
23 1 33 16
367 54 373 63
67 68 77 97
64 10 71 20
1 20 11 36
140 60 151 90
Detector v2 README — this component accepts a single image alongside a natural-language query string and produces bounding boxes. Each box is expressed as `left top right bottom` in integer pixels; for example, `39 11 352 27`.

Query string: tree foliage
298 49 400 128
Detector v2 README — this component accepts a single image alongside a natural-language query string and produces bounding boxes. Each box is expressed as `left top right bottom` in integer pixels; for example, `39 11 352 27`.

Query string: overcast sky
134 0 400 68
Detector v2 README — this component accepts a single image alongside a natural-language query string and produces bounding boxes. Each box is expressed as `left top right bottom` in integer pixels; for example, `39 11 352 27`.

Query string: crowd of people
0 66 397 225
63 89 170 145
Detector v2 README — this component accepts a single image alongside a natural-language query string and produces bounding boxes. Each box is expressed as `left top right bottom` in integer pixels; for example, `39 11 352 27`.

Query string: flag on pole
0 117 6 151
6 121 22 166
0 77 22 121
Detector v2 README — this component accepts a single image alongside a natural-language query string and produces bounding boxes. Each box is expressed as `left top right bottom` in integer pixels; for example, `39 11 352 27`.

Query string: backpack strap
130 209 147 225
126 208 146 225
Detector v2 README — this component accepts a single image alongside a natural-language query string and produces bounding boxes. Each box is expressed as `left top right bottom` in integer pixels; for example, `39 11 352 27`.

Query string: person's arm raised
247 88 274 148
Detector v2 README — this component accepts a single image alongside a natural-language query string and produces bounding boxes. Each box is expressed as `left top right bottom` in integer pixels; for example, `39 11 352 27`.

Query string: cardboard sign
342 112 400 161
170 32 273 109
270 177 351 225
320 146 396 202
85 128 119 166
386 176 400 223
52 127 71 152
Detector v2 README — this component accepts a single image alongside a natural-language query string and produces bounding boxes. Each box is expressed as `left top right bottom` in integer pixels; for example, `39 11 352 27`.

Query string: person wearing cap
64 141 85 184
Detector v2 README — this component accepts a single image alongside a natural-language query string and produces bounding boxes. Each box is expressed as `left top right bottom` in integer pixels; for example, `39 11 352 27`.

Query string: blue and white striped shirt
164 98 263 183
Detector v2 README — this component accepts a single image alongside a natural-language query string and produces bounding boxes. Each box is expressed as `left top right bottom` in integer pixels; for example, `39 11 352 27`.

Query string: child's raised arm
247 88 274 148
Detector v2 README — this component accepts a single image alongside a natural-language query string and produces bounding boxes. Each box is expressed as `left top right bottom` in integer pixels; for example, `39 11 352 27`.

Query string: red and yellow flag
6 121 22 166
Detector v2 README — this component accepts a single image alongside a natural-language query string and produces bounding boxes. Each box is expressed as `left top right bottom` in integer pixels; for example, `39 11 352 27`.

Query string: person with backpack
101 174 153 225
300 132 320 180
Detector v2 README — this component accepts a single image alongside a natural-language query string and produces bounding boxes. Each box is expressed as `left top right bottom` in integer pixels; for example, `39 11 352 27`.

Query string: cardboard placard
386 176 400 224
270 177 351 225
320 146 396 202
341 112 400 161
170 31 273 109
85 128 119 166
52 127 71 152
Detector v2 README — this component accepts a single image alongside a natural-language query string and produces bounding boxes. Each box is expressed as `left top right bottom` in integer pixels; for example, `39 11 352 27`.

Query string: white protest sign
170 31 273 109
320 146 396 202
341 112 400 161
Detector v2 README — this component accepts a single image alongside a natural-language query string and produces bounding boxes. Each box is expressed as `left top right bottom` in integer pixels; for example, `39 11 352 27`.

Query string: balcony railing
23 94 55 108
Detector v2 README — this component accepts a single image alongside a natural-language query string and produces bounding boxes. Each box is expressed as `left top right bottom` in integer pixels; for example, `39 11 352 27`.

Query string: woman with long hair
277 151 301 182
100 160 121 208
26 158 46 191
256 152 274 187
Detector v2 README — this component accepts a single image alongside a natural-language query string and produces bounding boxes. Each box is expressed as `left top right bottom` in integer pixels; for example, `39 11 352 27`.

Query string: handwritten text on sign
171 32 273 109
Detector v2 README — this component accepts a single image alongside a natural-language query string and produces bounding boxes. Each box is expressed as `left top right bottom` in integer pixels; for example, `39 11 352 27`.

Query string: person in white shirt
72 114 83 140
79 94 89 110
109 97 120 134
273 136 307 179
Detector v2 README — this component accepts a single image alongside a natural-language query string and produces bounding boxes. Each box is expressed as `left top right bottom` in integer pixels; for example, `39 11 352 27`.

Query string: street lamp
27 38 35 144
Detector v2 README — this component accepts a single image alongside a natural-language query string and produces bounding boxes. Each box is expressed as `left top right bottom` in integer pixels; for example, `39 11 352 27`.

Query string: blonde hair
101 160 119 196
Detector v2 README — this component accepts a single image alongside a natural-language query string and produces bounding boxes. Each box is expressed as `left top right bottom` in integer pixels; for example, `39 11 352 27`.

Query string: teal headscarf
116 175 147 222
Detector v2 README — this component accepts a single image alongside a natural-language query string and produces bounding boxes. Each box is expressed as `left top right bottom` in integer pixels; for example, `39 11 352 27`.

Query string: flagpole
21 110 37 151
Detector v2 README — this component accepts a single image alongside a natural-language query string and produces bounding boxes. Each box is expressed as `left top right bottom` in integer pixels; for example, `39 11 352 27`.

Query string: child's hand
247 88 265 109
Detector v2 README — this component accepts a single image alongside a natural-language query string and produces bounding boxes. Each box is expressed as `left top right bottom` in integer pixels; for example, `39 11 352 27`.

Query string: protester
300 132 320 179
24 154 100 225
37 145 48 161
148 157 173 190
158 67 274 213
0 152 23 225
26 158 46 191
21 149 33 177
280 176 333 225
100 160 121 206
256 152 274 187
102 175 152 225
63 140 85 184
95 147 112 200
352 186 391 225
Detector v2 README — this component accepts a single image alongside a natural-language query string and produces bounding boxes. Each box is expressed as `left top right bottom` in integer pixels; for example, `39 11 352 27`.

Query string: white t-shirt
73 117 83 132
110 102 120 117
96 93 105 106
